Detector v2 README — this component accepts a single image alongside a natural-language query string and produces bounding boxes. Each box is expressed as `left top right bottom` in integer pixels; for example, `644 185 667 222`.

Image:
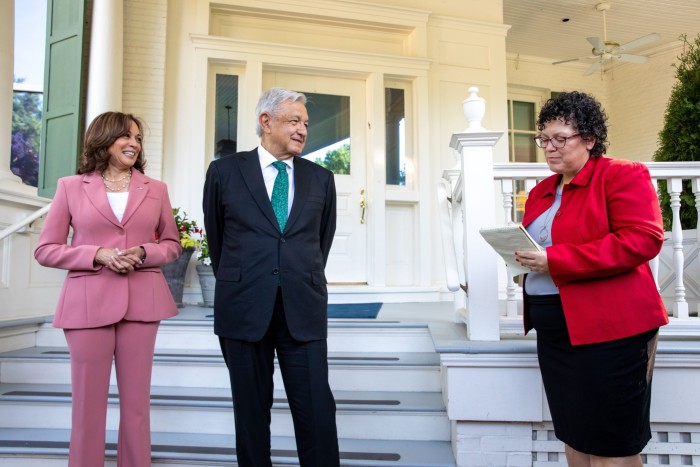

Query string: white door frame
191 36 432 293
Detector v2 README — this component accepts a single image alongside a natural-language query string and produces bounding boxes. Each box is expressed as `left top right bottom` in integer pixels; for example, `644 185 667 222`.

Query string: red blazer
35 170 182 329
522 157 669 345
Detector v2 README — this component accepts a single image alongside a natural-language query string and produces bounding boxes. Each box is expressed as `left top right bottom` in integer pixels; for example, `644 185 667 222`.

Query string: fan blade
618 33 660 52
583 61 601 76
553 57 583 65
553 55 598 65
616 54 648 64
587 37 605 53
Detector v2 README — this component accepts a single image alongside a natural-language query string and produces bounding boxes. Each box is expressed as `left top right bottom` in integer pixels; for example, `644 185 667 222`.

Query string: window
214 74 239 159
507 95 541 221
11 88 42 187
385 88 405 185
12 0 47 187
507 100 538 163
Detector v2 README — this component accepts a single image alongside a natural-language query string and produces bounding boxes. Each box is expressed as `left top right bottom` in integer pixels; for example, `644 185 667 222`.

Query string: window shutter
38 0 87 197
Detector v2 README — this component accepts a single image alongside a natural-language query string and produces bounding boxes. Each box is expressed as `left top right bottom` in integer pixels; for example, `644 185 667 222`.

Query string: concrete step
0 383 450 441
0 347 442 392
0 428 456 466
0 304 456 465
34 318 438 353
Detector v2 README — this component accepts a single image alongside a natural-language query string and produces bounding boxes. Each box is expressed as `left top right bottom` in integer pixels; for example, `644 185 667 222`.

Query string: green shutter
38 0 87 198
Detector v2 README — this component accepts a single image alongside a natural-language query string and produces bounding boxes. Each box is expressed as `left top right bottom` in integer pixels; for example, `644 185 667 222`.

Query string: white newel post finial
462 86 486 132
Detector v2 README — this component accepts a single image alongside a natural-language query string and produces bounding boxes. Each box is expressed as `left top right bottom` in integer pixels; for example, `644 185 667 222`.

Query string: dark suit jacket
203 149 337 342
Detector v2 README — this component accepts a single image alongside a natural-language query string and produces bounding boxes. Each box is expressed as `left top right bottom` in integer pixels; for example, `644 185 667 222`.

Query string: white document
479 224 543 277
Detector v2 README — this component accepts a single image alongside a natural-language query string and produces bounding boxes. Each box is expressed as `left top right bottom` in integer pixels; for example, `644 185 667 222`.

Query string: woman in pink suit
35 111 182 466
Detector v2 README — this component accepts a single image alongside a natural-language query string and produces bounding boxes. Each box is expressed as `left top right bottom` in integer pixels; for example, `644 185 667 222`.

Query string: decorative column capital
450 131 504 151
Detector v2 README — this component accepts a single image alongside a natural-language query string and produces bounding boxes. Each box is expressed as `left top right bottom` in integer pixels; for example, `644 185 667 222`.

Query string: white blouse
106 192 129 222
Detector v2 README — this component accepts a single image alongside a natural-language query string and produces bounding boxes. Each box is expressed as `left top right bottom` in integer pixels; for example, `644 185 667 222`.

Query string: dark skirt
527 294 659 457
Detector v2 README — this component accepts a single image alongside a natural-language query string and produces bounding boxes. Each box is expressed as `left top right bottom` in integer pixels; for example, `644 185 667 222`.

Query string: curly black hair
537 91 608 157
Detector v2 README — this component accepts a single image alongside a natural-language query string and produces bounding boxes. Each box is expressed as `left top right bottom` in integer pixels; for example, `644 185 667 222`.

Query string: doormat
205 303 382 320
328 302 382 319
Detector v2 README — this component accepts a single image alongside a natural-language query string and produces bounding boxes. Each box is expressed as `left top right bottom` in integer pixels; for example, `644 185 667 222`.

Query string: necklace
102 171 131 182
538 204 557 243
102 171 131 192
538 186 564 242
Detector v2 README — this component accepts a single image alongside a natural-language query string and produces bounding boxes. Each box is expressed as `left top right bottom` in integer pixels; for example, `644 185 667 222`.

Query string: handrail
437 179 461 292
0 203 51 241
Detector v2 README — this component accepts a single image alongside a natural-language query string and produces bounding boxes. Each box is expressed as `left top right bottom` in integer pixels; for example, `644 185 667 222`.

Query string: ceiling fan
553 2 660 76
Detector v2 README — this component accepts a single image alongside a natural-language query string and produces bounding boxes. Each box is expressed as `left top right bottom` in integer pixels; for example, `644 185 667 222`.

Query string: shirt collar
258 146 292 170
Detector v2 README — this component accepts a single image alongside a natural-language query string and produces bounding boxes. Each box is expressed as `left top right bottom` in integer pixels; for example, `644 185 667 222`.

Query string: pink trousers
64 320 159 467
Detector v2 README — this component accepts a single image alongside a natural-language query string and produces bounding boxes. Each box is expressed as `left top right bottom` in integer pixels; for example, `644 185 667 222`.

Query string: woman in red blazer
35 112 181 466
515 92 668 467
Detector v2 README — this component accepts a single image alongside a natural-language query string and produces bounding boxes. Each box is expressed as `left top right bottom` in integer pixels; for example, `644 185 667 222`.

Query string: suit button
272 268 279 275
280 237 286 243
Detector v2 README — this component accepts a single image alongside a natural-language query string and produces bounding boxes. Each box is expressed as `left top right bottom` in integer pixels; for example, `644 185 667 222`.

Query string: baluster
668 178 689 319
650 178 660 290
524 178 538 196
501 179 518 317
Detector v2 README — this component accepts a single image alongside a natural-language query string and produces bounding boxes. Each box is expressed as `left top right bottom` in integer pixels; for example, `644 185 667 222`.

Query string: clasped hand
95 246 144 274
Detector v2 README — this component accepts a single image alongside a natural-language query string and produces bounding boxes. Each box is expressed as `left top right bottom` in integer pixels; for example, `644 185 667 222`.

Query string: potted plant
196 233 215 307
161 208 202 307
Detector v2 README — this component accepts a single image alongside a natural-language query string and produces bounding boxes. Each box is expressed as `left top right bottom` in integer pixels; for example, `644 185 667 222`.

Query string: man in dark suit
203 87 339 467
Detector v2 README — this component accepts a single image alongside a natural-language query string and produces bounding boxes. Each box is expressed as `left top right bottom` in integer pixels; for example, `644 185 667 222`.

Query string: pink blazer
522 157 668 345
35 170 182 329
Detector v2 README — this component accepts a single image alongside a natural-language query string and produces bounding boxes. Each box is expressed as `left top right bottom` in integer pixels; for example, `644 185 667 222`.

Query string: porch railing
440 88 700 340
0 203 51 241
442 160 700 340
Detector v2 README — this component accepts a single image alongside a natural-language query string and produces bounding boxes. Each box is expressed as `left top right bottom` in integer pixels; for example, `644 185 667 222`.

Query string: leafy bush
653 34 700 230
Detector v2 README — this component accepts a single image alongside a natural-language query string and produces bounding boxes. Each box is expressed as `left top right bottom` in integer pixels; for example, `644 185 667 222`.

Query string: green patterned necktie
271 161 289 231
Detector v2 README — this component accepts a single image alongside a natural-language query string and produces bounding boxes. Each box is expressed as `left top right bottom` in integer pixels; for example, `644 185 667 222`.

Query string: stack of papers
479 224 542 277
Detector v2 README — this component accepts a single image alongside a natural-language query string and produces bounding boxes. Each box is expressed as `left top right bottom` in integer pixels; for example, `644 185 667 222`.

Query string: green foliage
197 233 210 265
172 208 203 250
654 34 700 230
315 143 350 174
11 79 42 186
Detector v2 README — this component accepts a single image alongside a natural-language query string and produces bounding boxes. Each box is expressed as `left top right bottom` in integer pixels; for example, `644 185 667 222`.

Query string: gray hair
255 87 307 137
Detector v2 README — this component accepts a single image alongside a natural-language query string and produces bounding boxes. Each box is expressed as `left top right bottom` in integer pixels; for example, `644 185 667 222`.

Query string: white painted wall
123 0 168 179
607 46 680 162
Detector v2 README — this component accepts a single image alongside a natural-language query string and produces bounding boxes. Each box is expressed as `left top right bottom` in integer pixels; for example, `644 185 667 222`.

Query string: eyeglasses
533 133 581 149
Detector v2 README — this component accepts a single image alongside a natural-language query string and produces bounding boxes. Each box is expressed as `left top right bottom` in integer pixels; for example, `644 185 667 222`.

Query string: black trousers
219 290 340 467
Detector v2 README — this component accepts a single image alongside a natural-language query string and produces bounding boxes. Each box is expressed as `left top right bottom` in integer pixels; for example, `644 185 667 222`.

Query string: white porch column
0 0 23 186
450 87 503 341
85 0 123 123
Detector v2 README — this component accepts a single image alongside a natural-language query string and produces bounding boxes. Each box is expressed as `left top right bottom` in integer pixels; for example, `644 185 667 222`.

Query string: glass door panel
302 93 350 175
262 72 367 284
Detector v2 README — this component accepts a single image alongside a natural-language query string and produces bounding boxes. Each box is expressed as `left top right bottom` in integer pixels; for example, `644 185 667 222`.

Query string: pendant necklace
538 204 556 243
538 185 563 242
